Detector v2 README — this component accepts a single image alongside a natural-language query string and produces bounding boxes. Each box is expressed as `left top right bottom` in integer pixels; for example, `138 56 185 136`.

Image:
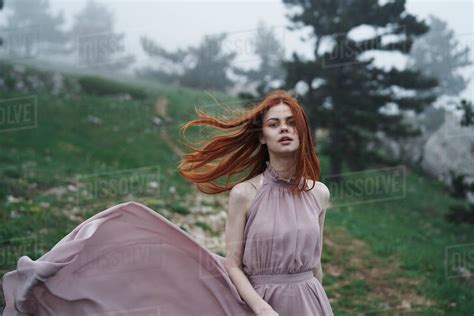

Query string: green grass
0 75 208 274
1 62 473 315
0 66 238 281
323 162 474 315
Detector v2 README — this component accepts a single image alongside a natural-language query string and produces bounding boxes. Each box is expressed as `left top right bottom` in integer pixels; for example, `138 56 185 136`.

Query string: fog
0 0 472 98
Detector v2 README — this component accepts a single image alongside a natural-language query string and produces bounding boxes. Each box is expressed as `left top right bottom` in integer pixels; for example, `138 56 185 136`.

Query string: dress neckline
264 161 297 185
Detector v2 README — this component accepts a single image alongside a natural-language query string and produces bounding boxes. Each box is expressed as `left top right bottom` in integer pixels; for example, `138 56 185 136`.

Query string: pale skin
223 103 330 316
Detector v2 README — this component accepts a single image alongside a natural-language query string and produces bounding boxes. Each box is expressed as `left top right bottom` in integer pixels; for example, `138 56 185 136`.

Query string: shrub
77 75 147 100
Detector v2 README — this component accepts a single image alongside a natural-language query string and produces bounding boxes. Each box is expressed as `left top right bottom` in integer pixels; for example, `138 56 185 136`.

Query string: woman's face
260 103 300 154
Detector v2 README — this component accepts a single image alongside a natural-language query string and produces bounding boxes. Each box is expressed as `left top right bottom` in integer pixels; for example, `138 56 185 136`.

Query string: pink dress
2 162 334 315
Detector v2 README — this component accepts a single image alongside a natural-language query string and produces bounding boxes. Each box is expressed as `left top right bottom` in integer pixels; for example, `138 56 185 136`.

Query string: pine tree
457 99 474 127
282 0 438 176
0 0 67 58
233 20 286 98
138 33 237 92
408 14 472 97
69 0 135 71
0 0 3 46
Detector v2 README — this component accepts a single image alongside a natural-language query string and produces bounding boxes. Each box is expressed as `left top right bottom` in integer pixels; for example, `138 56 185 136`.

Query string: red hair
176 89 321 194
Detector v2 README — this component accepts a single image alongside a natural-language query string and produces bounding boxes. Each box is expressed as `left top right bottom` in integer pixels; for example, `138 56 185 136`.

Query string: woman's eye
269 121 294 127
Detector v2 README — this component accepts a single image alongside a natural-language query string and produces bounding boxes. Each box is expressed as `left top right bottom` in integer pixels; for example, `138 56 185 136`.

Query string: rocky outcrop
377 103 474 202
0 61 81 94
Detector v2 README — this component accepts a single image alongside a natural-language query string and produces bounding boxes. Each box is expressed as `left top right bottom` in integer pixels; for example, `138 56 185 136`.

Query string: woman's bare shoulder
229 174 262 216
230 181 251 197
306 179 330 210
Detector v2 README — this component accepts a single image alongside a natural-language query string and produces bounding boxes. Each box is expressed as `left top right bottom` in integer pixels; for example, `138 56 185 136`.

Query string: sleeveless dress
242 161 334 315
1 162 334 316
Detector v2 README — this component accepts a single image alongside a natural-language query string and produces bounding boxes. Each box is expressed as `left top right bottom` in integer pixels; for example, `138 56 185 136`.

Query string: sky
4 0 474 99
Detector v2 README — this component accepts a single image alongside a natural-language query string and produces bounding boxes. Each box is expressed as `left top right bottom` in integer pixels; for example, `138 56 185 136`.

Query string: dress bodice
242 161 323 277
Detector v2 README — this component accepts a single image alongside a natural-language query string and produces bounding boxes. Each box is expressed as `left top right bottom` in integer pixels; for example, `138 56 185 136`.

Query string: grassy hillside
0 63 237 270
322 161 473 315
0 62 472 315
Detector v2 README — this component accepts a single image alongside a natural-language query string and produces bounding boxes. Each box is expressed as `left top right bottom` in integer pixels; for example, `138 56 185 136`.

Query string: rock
12 64 26 73
400 300 411 309
168 185 176 194
148 181 159 189
44 186 67 197
422 111 474 186
457 266 472 280
114 93 132 101
52 72 64 95
377 101 473 202
152 116 162 126
26 75 42 90
67 184 78 192
86 115 102 125
39 202 50 208
7 195 21 203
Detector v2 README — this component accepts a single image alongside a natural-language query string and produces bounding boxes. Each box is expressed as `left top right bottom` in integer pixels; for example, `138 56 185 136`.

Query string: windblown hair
176 89 321 194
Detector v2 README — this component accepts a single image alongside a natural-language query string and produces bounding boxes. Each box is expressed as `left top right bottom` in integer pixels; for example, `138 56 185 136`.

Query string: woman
2 90 333 315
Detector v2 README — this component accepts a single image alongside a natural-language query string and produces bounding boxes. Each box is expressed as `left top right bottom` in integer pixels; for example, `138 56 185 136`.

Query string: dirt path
154 96 183 157
323 225 439 315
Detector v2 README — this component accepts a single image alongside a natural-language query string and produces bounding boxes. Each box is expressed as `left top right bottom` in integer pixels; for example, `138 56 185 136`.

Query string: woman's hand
256 307 279 316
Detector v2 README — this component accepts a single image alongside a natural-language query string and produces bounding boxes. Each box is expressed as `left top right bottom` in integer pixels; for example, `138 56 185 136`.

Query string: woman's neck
267 160 296 180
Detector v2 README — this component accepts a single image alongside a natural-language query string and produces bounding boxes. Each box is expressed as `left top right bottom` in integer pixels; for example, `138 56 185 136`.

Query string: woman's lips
278 137 293 142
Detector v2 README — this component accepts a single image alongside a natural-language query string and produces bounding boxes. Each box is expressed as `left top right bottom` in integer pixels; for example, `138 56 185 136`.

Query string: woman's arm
310 181 330 285
224 183 275 315
313 207 327 284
